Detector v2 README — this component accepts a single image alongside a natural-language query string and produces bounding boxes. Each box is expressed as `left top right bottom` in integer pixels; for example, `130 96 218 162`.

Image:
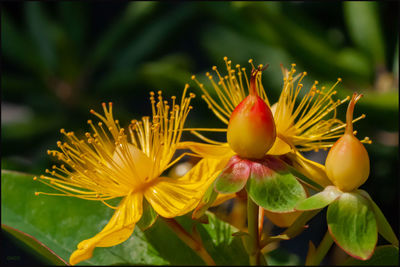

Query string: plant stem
309 230 334 265
247 196 263 265
162 218 216 266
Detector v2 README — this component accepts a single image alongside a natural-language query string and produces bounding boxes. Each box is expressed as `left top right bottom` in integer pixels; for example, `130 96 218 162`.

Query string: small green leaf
246 157 306 212
341 245 399 266
137 199 158 231
327 192 378 260
296 186 342 211
358 190 399 246
192 182 218 220
305 241 316 265
214 156 250 194
2 224 68 265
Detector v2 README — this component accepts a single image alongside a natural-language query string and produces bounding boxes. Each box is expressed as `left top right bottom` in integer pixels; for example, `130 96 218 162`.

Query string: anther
191 75 196 80
223 56 228 61
33 176 37 181
338 78 342 82
35 192 40 196
212 66 217 71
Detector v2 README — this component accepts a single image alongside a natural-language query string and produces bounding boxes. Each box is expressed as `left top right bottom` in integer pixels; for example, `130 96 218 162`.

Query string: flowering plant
2 58 398 266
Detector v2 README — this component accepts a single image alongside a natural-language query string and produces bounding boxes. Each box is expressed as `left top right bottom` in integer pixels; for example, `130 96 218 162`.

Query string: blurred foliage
1 1 398 265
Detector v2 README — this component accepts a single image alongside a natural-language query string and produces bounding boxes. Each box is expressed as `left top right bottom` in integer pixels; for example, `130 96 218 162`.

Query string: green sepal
327 192 378 260
357 190 399 246
137 198 158 231
192 181 218 220
296 186 342 211
246 157 307 212
214 156 250 194
341 245 399 266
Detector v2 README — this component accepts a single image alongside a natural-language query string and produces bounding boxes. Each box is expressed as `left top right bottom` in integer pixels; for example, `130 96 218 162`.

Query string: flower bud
325 93 370 192
227 68 276 159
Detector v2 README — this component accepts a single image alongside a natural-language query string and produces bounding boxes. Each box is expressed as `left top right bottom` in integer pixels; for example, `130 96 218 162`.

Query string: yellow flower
35 87 217 265
185 58 370 188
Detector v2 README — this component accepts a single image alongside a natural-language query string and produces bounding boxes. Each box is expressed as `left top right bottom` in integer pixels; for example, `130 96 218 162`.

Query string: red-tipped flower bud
227 67 276 159
325 93 370 192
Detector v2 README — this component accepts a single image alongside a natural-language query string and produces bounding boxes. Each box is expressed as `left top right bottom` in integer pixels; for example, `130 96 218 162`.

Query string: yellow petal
145 157 231 218
177 141 235 158
69 193 143 265
286 150 332 188
267 135 292 155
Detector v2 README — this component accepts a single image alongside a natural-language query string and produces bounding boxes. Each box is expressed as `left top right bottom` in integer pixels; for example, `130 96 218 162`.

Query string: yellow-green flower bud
325 93 370 192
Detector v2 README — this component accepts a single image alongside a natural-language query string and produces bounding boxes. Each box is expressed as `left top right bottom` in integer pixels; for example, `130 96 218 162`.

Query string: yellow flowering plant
12 58 396 266
34 87 222 265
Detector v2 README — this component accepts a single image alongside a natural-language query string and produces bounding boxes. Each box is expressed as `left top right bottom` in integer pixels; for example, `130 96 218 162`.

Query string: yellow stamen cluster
191 57 371 152
191 57 268 125
274 64 371 151
34 86 195 207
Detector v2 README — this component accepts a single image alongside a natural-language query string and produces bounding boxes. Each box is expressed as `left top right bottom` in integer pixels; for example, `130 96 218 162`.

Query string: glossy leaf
2 224 68 265
358 190 399 246
327 192 378 260
246 158 307 212
1 169 248 265
296 186 342 211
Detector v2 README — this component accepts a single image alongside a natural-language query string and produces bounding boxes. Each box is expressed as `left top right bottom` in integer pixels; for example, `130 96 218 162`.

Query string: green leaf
327 192 378 260
296 186 342 211
1 170 248 265
305 241 316 265
341 245 399 266
2 224 67 265
357 190 399 246
246 158 307 212
192 181 218 220
137 199 158 231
